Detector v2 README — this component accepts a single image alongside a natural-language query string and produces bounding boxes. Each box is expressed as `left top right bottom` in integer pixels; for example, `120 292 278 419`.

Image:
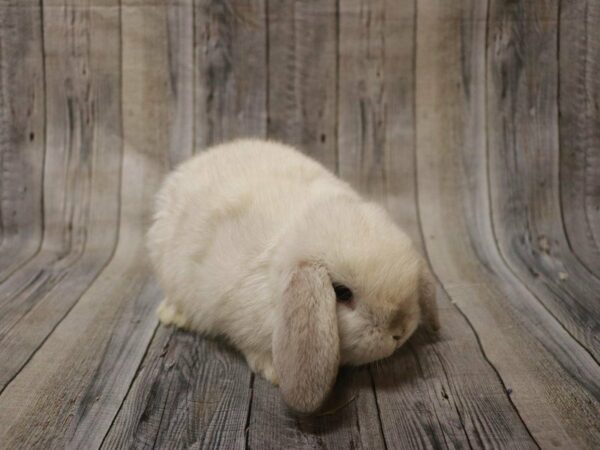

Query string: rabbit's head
271 197 439 413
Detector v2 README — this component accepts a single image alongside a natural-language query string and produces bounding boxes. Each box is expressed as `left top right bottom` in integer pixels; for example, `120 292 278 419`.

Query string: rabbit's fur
147 139 439 413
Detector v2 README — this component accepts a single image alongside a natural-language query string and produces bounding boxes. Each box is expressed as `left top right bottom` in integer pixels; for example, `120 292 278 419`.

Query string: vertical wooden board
167 0 195 167
559 0 600 275
416 0 600 448
42 0 96 252
102 329 252 449
267 0 337 168
194 0 268 150
338 0 415 226
487 0 600 360
338 1 536 447
103 1 265 446
0 1 45 280
0 0 99 324
0 2 170 448
0 0 122 392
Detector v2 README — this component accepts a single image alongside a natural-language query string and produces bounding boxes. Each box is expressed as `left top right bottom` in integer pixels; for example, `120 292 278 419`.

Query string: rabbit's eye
333 283 353 303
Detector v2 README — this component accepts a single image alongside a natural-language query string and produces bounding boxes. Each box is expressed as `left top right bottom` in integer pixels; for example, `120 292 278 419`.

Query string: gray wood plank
0 2 170 447
167 0 195 167
101 6 197 447
377 319 535 450
338 1 538 448
102 328 252 450
559 0 600 276
267 0 337 168
0 1 45 281
416 1 600 448
0 0 122 392
338 0 416 215
0 1 598 448
486 0 600 361
103 1 266 447
0 267 162 449
194 0 267 149
371 341 454 450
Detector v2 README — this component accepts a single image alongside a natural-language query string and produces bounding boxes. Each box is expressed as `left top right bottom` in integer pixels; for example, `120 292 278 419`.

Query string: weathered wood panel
338 2 539 448
338 0 415 212
102 328 253 449
0 2 169 447
167 0 195 167
104 1 265 447
487 0 600 363
416 1 600 448
194 0 267 149
0 2 45 281
0 0 122 391
249 366 385 449
559 0 600 276
267 0 337 168
0 1 598 449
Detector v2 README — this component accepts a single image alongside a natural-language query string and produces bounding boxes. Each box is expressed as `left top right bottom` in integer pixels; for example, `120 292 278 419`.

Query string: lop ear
273 263 340 414
419 265 440 332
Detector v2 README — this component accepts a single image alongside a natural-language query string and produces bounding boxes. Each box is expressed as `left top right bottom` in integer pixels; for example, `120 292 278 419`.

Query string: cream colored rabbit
147 139 439 413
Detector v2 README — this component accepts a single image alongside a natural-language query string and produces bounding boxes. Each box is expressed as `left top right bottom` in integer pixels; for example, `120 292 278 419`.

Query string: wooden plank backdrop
0 1 598 449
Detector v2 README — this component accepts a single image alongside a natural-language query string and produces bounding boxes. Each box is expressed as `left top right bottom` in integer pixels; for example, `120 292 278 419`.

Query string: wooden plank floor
0 1 599 448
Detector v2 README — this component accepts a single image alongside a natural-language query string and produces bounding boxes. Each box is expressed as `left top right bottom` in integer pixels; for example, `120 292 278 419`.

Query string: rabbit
146 139 439 413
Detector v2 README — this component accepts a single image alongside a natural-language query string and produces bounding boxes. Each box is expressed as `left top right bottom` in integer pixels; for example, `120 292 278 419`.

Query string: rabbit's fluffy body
147 139 438 413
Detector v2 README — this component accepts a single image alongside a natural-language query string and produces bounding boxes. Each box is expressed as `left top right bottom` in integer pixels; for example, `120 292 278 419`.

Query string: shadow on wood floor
0 1 599 449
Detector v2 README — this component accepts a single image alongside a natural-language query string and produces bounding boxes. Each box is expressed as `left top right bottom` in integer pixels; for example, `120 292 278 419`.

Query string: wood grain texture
338 0 415 214
0 1 599 449
248 366 385 449
267 0 337 168
102 328 253 449
416 1 600 448
167 0 195 167
559 0 600 276
194 0 267 149
103 1 267 447
487 0 600 363
0 2 45 281
339 2 538 448
0 0 122 391
373 318 539 449
0 2 169 447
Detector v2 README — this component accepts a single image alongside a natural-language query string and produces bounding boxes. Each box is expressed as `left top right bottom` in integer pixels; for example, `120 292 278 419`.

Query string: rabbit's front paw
157 300 189 329
245 351 278 385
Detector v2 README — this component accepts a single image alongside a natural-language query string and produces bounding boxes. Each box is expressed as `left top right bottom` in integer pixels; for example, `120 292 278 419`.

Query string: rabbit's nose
392 335 402 341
